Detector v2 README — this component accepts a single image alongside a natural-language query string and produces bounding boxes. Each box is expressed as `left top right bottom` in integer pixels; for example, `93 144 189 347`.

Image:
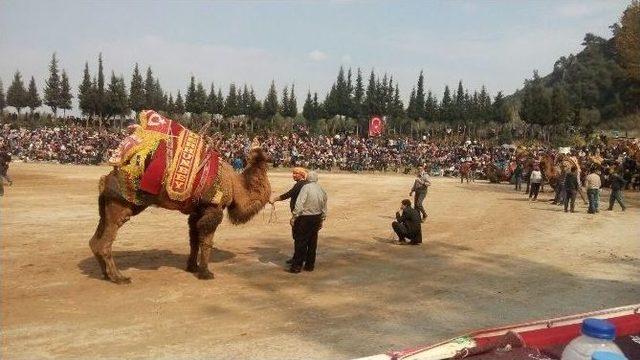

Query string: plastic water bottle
591 351 627 360
561 318 625 360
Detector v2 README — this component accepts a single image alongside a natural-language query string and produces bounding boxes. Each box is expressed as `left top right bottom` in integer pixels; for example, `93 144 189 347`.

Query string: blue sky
0 0 630 114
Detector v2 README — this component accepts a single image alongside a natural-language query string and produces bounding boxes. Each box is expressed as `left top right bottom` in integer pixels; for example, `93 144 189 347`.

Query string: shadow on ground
77 247 236 279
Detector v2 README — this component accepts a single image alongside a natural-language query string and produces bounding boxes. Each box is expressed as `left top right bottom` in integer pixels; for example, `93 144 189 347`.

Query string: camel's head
246 138 271 166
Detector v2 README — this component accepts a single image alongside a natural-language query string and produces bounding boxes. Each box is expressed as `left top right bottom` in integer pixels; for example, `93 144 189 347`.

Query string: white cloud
308 50 328 62
341 54 352 63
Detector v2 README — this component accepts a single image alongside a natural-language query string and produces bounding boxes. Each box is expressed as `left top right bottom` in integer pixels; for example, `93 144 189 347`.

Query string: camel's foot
186 262 199 273
197 269 215 280
104 273 131 284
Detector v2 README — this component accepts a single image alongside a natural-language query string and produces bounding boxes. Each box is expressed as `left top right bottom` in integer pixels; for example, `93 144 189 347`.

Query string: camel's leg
186 211 201 273
89 199 135 284
195 207 223 280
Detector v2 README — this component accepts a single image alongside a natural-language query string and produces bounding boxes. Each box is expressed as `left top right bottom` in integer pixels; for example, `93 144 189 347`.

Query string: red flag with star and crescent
368 116 384 137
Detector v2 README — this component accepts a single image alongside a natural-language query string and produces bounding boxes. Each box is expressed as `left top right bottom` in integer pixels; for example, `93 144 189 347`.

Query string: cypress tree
185 76 196 113
7 71 27 115
44 53 61 116
415 71 426 119
27 76 42 115
96 53 105 117
353 68 364 119
175 91 185 115
144 67 155 109
59 71 72 117
288 83 297 117
129 63 145 113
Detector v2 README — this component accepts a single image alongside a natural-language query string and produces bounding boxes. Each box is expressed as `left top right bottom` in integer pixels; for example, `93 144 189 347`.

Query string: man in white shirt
528 166 543 201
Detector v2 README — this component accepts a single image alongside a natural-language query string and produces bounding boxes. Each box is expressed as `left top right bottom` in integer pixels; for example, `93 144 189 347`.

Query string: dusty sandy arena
1 162 639 359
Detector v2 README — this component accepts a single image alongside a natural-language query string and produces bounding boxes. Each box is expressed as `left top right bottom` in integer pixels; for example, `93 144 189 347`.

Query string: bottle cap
582 318 616 340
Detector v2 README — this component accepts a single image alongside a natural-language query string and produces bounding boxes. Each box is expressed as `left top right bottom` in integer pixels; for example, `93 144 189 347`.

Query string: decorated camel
89 111 271 284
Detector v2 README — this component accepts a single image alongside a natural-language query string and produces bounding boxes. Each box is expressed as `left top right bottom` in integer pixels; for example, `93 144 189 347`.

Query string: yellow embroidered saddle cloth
108 110 220 203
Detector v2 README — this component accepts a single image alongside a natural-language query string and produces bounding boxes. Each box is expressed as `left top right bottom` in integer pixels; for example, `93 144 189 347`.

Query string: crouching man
392 199 422 245
289 171 327 273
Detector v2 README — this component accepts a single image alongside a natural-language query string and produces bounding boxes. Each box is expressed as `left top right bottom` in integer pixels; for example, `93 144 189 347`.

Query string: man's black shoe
286 258 293 265
303 265 314 272
287 267 301 273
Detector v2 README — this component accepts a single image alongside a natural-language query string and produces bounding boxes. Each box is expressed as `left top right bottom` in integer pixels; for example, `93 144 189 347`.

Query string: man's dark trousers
564 189 577 212
414 191 427 219
291 215 322 270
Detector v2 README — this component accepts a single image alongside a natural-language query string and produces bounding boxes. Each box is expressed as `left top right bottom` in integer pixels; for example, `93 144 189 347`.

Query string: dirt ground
1 162 639 360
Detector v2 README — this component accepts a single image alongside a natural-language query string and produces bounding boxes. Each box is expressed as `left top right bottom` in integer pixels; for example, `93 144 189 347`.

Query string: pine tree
96 53 105 116
455 80 465 121
303 90 314 121
313 92 324 119
59 71 72 117
0 79 5 113
390 83 404 120
240 84 251 115
223 83 238 117
167 93 175 114
6 71 27 115
78 62 94 116
281 85 290 116
175 91 185 115
193 81 207 115
129 63 145 114
144 67 155 109
27 76 42 115
440 85 453 123
263 80 279 118
492 91 509 124
185 76 197 113
154 79 165 111
365 70 378 116
248 87 261 119
407 87 417 120
425 90 438 121
215 88 224 115
206 84 217 114
44 53 61 116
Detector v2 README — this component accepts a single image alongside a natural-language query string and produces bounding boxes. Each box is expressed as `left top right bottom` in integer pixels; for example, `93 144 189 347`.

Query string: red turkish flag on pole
368 116 384 137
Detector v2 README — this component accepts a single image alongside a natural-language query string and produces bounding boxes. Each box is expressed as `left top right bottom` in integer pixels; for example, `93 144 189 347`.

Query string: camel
89 140 271 284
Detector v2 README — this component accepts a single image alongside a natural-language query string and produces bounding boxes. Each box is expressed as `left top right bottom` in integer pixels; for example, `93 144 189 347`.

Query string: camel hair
89 142 271 284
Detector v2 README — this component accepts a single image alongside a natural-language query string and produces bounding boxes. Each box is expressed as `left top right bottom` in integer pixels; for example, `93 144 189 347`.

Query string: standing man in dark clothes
0 149 12 197
608 171 627 211
564 166 579 213
513 162 523 191
269 167 308 212
409 170 430 222
392 199 422 245
552 168 567 206
289 171 327 273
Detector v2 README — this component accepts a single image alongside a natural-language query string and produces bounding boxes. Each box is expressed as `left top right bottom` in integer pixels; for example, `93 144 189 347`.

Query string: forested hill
514 1 639 130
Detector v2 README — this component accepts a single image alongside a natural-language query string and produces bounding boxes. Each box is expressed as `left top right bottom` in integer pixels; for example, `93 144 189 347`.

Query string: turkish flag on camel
368 116 384 137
